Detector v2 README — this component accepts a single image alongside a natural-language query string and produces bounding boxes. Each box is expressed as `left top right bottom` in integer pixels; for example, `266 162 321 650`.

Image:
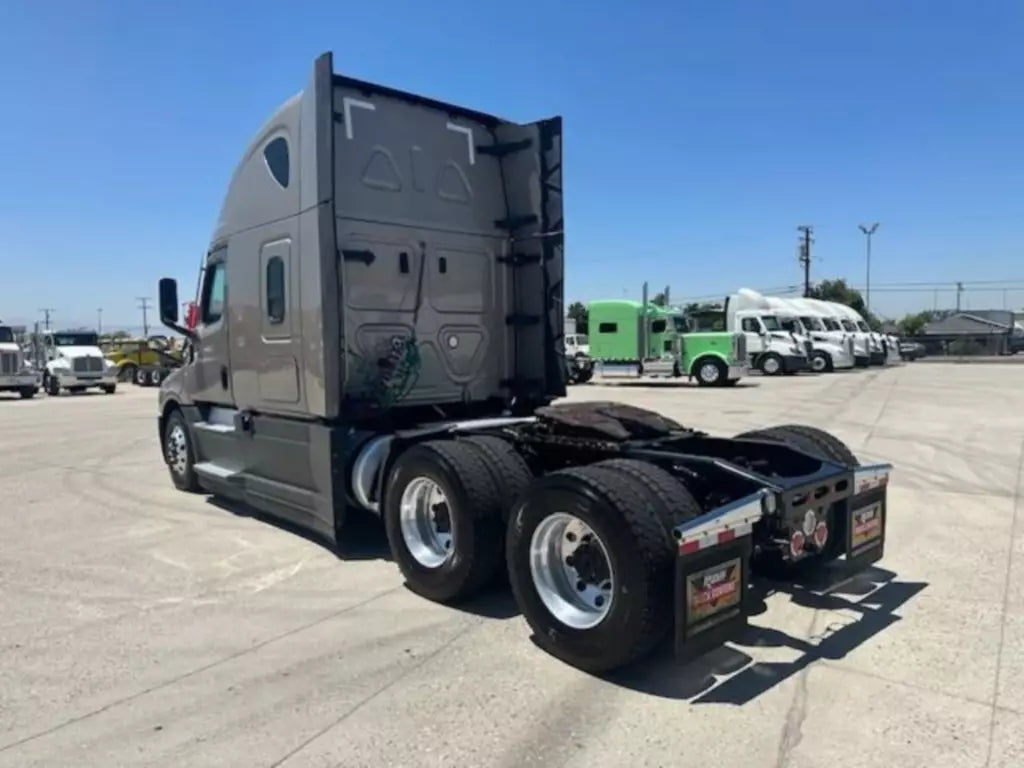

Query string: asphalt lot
1 364 1022 768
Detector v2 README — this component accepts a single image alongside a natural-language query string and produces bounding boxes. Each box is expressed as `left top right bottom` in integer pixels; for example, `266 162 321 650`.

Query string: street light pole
858 223 880 313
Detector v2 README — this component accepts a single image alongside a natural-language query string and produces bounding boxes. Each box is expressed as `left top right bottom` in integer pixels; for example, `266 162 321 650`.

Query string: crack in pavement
0 586 403 755
983 437 1024 767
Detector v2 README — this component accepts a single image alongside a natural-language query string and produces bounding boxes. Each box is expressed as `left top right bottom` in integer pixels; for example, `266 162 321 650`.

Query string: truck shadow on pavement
604 565 928 703
205 497 521 619
594 381 762 389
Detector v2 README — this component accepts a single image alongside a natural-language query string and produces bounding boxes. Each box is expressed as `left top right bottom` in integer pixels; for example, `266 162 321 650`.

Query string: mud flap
673 491 766 662
842 462 892 572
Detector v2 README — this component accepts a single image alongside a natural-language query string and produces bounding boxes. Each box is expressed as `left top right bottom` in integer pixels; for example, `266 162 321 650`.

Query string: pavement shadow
205 497 391 562
603 565 927 703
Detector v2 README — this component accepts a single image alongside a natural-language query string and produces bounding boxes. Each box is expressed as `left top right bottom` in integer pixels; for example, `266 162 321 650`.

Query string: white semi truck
0 323 40 398
828 304 887 365
763 296 855 373
153 52 894 673
42 330 119 396
717 288 811 375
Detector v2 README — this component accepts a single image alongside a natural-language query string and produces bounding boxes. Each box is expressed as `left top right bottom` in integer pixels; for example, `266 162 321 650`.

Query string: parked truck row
570 287 900 387
152 53 894 673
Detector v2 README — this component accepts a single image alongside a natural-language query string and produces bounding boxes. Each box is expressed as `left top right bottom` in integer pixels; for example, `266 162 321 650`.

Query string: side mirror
159 278 179 325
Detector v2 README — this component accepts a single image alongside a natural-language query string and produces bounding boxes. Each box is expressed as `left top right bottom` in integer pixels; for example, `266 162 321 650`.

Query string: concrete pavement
0 363 1021 767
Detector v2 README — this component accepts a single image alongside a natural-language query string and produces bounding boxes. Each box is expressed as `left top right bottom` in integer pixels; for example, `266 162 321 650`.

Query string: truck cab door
191 249 233 405
739 316 763 361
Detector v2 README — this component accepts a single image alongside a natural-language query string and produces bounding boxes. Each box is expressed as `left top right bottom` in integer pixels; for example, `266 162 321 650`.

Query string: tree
566 301 588 334
896 311 936 337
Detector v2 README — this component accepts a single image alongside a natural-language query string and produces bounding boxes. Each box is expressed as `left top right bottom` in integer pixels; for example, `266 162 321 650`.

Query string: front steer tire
45 375 60 396
163 409 201 492
383 440 505 603
507 464 678 673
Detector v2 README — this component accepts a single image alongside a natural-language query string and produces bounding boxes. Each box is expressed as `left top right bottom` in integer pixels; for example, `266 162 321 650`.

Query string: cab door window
201 261 227 325
741 317 761 333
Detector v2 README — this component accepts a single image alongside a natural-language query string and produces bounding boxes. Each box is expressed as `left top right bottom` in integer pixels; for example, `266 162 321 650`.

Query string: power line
136 297 152 337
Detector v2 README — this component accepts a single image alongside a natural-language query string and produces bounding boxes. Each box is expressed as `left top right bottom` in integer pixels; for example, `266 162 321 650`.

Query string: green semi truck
589 299 747 386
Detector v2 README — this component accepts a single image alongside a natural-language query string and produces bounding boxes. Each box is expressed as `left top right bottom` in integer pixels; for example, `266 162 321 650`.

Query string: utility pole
797 226 814 297
97 308 103 334
858 222 880 314
136 297 152 337
38 308 55 330
955 281 963 312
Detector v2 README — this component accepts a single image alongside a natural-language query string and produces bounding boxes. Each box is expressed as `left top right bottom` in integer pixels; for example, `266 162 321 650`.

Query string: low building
918 310 1017 355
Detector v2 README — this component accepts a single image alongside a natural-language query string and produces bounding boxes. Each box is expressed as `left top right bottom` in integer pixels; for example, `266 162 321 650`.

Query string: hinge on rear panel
497 253 543 267
495 214 538 231
477 138 533 158
506 314 541 326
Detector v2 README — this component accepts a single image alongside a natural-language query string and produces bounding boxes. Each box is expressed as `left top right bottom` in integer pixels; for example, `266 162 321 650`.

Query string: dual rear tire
383 440 702 673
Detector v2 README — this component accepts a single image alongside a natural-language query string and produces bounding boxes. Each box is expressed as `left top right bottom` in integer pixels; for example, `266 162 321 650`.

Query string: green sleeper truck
589 299 747 386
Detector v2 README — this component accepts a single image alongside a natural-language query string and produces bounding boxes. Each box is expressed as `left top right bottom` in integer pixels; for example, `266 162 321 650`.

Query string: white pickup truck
0 324 40 399
42 330 118 396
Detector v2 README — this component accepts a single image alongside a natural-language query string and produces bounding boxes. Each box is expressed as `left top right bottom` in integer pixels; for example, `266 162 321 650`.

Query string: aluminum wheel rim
529 512 614 630
763 357 780 374
812 355 826 372
400 477 454 569
700 362 720 383
151 371 162 384
166 424 188 476
136 370 147 385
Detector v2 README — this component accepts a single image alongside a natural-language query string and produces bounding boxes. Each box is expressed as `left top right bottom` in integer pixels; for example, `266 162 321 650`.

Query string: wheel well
688 353 727 377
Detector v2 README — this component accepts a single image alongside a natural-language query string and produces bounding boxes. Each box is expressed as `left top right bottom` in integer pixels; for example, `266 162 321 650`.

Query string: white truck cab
42 330 118 396
0 323 39 399
805 299 870 367
829 304 886 365
724 288 810 375
564 333 590 358
765 297 854 373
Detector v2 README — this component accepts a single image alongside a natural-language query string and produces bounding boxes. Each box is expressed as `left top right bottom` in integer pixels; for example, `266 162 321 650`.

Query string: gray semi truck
156 52 893 673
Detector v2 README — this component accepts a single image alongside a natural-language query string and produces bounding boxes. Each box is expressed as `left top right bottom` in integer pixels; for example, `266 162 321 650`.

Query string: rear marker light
789 531 806 558
680 539 701 555
814 521 828 548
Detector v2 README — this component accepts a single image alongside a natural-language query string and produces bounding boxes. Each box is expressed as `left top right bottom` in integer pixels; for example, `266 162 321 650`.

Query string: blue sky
2 0 1022 330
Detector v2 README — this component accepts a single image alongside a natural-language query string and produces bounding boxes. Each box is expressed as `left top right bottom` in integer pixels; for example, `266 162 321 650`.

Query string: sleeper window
263 137 290 188
266 257 286 323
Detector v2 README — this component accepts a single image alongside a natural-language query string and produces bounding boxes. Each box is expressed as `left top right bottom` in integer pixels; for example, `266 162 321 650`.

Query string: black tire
735 424 860 564
758 352 784 376
163 409 201 492
45 374 60 396
148 369 163 386
810 351 833 373
135 367 148 387
383 440 504 603
18 387 37 399
576 367 594 384
736 424 859 467
506 465 677 673
595 459 702 532
101 384 116 395
693 356 728 387
460 435 534 523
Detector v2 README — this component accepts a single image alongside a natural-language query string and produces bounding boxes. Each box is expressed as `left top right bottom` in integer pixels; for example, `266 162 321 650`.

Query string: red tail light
185 302 198 330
